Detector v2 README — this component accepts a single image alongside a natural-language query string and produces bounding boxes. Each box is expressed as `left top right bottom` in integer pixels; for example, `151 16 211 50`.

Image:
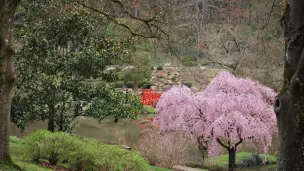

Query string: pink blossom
155 72 277 156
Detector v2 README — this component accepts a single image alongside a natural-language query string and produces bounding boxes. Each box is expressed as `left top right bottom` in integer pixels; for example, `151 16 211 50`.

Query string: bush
139 80 152 89
138 131 191 169
157 66 163 70
236 153 265 168
101 71 118 82
10 136 24 144
183 61 197 67
181 56 197 67
24 130 51 162
142 84 152 89
24 130 74 165
117 69 132 82
113 81 125 88
24 130 149 171
126 81 135 88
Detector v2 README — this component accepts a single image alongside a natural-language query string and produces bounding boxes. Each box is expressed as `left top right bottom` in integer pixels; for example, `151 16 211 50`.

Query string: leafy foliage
181 56 197 67
9 136 24 144
157 66 163 70
23 130 149 171
12 0 141 132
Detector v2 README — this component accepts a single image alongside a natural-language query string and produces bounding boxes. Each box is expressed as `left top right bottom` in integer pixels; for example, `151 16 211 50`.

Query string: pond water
9 116 278 171
9 117 142 147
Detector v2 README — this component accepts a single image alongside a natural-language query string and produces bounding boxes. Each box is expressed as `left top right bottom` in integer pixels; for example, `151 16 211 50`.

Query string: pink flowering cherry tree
154 86 207 156
155 72 277 171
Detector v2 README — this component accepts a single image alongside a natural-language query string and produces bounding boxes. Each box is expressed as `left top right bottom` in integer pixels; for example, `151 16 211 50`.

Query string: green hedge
139 80 153 89
113 81 125 88
181 56 197 66
24 130 149 171
157 66 163 70
126 81 135 88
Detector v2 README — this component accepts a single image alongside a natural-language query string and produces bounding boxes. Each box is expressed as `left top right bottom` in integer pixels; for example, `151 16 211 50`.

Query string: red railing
141 89 162 107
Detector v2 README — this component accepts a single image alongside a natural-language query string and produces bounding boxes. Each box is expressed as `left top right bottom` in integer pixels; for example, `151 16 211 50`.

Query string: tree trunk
196 0 204 62
274 1 304 170
58 111 63 132
197 138 206 161
0 0 21 163
0 92 13 162
47 113 56 132
47 104 56 132
228 148 236 171
134 80 138 94
216 135 242 171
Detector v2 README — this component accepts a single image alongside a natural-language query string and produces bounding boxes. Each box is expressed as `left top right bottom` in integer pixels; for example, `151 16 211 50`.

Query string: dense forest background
93 0 284 91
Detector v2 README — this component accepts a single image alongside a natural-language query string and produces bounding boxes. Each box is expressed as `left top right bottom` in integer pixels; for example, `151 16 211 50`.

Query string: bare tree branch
74 0 168 39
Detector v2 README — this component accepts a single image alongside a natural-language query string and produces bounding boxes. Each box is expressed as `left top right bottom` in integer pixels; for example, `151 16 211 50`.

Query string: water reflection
10 117 141 148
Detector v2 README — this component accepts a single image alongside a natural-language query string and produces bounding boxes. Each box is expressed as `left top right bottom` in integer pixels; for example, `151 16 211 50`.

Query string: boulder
151 86 157 91
166 80 173 84
164 63 171 67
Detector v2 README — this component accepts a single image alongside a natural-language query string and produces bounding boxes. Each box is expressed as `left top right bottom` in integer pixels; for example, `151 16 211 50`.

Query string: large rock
164 63 171 67
166 80 173 84
151 86 157 91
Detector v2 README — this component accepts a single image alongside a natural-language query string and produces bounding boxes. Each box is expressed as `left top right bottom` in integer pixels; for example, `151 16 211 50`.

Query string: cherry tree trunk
0 0 20 162
228 148 236 171
274 0 304 170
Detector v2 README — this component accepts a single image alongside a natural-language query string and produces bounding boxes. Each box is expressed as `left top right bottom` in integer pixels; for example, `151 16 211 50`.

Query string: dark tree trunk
196 0 204 62
0 0 21 163
134 80 138 94
47 115 55 132
274 1 304 170
48 106 56 132
58 112 63 132
228 148 236 171
216 132 242 171
197 138 206 161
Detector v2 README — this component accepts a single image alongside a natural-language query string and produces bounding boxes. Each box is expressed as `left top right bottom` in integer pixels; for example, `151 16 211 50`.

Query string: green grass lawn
141 105 157 118
203 152 276 169
150 166 173 171
0 143 52 171
144 105 156 113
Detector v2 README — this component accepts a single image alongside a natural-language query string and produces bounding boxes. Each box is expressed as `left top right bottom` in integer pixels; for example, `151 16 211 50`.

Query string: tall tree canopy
11 0 142 132
0 0 166 163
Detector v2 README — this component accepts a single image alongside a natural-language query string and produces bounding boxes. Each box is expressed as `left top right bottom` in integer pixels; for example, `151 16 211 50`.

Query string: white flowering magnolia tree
155 72 277 171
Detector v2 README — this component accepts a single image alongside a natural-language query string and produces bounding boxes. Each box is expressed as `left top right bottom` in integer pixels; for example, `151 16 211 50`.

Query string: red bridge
141 89 163 107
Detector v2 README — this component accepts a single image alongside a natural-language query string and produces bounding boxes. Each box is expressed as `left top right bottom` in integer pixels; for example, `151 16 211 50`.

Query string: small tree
155 72 277 171
130 51 152 93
